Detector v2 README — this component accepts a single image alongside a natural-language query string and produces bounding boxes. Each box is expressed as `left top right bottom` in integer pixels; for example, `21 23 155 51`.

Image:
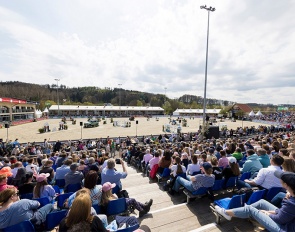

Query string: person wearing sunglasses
0 188 54 229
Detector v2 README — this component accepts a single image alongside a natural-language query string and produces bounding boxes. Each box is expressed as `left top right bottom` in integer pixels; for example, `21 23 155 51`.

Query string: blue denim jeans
271 192 286 207
172 176 195 192
97 214 108 228
237 180 251 189
232 199 280 232
33 203 54 225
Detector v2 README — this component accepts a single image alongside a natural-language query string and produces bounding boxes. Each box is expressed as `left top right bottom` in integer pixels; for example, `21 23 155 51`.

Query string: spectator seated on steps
171 162 215 194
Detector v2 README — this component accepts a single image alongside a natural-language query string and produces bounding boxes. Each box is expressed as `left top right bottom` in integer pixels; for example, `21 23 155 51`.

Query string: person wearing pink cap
33 173 55 201
101 182 153 218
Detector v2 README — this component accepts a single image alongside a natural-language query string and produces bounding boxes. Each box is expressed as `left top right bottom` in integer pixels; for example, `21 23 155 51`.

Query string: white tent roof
35 110 42 115
43 108 49 113
249 110 255 116
256 110 263 116
49 105 164 112
173 108 221 115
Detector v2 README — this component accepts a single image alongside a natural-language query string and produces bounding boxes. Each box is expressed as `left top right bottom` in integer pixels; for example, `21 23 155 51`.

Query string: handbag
118 189 129 198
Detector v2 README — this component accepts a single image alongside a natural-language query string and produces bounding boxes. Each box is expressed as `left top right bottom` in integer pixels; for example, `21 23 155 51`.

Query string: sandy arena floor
0 117 269 143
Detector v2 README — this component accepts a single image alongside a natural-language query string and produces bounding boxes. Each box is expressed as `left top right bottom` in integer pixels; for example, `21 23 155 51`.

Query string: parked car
84 118 99 128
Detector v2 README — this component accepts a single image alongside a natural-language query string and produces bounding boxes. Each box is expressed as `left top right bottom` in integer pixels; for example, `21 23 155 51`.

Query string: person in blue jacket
214 171 295 232
241 149 262 176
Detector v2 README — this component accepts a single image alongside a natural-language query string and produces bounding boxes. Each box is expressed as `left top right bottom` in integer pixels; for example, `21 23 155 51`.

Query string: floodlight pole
118 83 122 116
200 5 215 139
164 87 167 102
54 79 60 116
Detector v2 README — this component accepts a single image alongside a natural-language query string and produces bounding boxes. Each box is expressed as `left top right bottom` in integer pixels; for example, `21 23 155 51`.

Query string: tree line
0 81 290 114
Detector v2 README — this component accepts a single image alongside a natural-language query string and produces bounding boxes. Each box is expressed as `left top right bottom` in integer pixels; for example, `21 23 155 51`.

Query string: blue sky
0 0 294 104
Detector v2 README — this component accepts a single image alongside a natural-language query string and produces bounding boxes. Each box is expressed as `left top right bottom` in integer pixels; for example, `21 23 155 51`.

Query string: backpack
149 164 159 179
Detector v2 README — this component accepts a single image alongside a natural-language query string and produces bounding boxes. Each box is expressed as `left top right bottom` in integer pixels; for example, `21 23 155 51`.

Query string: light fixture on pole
80 122 83 139
200 5 215 139
54 79 60 116
5 123 9 142
118 83 122 116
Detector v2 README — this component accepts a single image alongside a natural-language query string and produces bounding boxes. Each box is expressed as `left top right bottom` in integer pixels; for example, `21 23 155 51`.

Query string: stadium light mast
200 5 215 138
118 83 122 116
54 79 60 116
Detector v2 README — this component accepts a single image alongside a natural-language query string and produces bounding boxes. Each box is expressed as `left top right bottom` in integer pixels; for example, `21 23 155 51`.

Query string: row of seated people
0 168 152 231
127 144 295 231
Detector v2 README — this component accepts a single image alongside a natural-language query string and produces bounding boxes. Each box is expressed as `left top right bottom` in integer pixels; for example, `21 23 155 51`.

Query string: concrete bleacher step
188 223 221 232
120 160 256 231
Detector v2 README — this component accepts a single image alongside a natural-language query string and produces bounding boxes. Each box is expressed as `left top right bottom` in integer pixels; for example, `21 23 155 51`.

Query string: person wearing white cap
222 157 240 187
33 173 55 201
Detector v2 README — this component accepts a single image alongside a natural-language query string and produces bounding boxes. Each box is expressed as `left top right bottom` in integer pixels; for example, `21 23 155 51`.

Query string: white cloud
0 0 294 104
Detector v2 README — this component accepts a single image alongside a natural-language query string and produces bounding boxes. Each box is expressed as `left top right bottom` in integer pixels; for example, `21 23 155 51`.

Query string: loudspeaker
136 120 138 124
205 126 220 139
5 124 9 129
206 116 210 121
80 122 83 126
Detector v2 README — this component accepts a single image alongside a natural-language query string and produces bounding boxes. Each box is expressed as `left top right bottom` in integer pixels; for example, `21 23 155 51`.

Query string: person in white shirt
142 149 153 165
242 155 284 189
170 156 186 177
11 162 22 178
25 158 39 173
186 154 200 176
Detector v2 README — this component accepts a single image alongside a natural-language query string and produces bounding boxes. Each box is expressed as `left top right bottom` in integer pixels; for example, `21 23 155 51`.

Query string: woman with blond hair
0 188 54 229
282 157 295 173
59 193 107 232
282 140 289 149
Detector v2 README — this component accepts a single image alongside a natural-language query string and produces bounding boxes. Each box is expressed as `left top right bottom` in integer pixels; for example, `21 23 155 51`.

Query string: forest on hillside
0 81 286 114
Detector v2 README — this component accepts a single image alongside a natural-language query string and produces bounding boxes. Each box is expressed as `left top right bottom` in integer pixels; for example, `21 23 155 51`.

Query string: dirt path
0 117 269 143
